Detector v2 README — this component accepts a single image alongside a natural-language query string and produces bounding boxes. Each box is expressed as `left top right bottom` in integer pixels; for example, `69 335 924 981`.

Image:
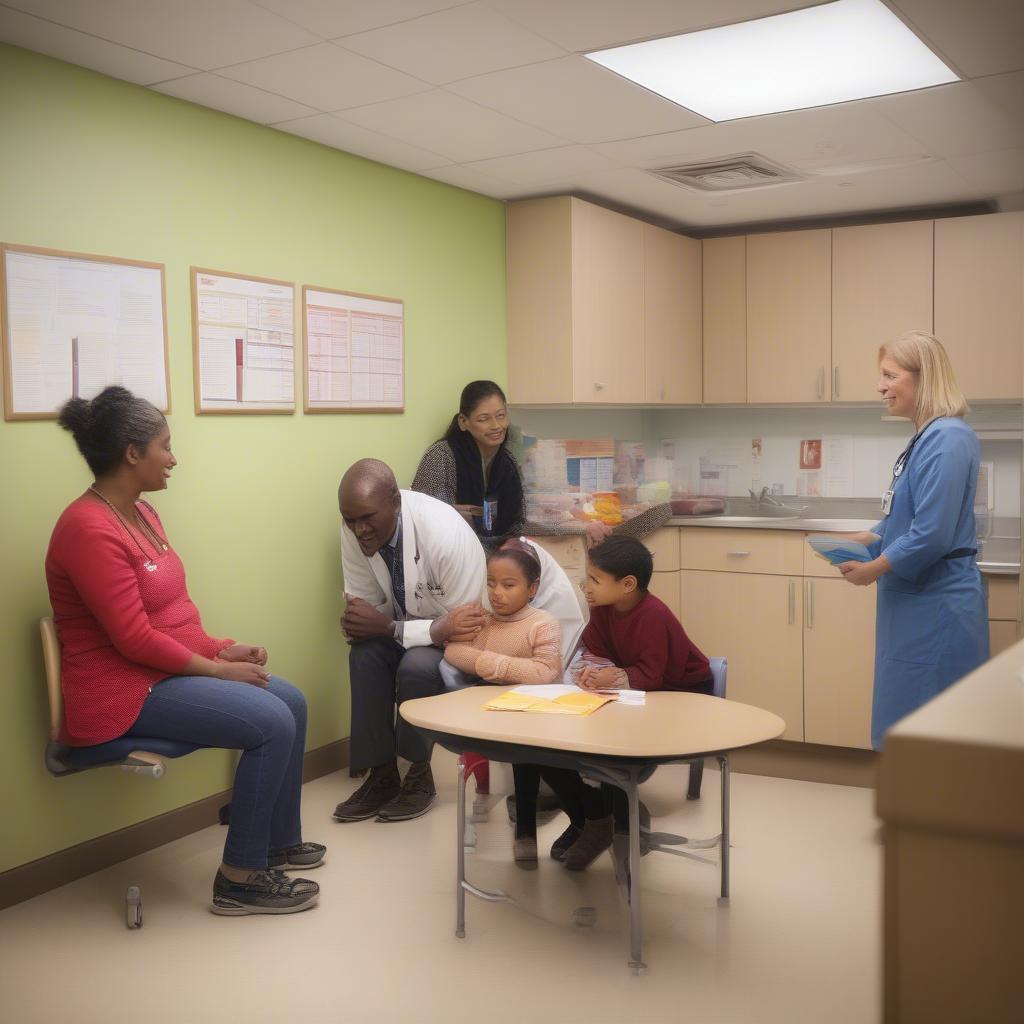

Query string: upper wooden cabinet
746 230 832 403
702 236 746 404
506 196 700 405
832 220 934 402
934 212 1024 401
643 223 701 404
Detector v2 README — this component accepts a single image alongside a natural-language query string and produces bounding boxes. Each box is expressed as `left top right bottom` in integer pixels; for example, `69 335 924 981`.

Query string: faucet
748 486 785 508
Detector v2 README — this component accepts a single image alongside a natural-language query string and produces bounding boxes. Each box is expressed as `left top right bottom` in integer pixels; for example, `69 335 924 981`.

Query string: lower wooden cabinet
803 577 875 749
648 570 681 620
681 569 805 741
986 574 1021 657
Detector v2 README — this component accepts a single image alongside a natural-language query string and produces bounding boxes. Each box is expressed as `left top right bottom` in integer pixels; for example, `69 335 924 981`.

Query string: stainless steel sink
709 512 802 525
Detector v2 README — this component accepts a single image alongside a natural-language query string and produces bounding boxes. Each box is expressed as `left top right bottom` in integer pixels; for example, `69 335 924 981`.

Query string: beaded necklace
88 484 168 572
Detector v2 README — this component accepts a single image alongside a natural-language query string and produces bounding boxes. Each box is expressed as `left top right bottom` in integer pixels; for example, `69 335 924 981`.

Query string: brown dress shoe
376 761 436 821
333 762 400 821
563 815 614 871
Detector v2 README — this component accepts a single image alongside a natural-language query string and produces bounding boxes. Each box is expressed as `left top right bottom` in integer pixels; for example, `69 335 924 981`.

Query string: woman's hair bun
57 396 91 436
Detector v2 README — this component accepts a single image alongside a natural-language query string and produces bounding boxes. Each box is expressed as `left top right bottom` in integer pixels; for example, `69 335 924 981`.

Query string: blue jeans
124 675 307 870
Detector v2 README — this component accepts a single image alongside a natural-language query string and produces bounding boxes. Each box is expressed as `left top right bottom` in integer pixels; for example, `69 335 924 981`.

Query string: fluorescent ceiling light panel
584 0 959 123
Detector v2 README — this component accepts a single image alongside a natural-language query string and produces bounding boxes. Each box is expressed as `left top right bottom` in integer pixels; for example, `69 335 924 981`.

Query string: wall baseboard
0 737 349 912
728 739 878 789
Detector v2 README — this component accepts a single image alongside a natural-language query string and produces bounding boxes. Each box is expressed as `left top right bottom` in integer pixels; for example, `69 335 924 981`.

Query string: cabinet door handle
806 580 814 629
788 580 795 625
727 550 751 557
833 366 840 398
816 367 825 399
594 382 607 391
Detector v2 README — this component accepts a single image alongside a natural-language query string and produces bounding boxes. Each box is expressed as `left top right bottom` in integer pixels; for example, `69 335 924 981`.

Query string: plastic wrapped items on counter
669 496 727 516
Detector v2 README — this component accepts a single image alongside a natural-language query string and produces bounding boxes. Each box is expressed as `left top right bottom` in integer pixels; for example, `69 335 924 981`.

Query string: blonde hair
879 331 969 423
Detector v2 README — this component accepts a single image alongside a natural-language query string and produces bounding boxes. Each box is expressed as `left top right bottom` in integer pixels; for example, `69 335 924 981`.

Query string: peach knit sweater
444 606 562 684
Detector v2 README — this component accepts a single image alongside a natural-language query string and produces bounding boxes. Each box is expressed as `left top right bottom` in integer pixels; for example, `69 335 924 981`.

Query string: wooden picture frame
1 242 170 421
302 285 405 414
191 266 297 415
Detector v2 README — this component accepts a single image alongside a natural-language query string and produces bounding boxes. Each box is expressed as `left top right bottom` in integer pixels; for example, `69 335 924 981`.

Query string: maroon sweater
581 593 711 692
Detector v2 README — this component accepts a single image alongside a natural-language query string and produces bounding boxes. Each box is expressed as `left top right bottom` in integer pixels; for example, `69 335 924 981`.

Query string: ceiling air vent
650 152 803 192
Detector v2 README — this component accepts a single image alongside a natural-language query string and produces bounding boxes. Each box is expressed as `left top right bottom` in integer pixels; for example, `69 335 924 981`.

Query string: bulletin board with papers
191 267 296 414
303 286 404 413
1 244 169 421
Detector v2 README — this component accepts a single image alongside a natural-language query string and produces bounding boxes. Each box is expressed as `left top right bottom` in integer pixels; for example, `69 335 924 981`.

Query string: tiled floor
0 752 881 1024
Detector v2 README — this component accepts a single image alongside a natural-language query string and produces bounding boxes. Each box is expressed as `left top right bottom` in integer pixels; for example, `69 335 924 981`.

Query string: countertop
666 498 1021 574
877 637 1024 841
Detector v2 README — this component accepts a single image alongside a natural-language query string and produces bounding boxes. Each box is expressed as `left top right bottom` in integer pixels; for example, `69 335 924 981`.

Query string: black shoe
333 762 401 821
377 761 436 821
563 815 614 872
267 841 327 870
211 870 319 916
550 823 583 862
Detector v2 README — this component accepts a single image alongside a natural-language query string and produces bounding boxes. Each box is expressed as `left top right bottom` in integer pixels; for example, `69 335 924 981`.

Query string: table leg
718 755 730 905
456 755 467 938
625 770 648 975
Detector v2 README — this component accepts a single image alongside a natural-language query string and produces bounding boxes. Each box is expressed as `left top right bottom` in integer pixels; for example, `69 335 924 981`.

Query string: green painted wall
0 44 506 874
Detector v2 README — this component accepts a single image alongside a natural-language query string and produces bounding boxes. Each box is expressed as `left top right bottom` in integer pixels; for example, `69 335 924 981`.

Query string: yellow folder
483 690 614 716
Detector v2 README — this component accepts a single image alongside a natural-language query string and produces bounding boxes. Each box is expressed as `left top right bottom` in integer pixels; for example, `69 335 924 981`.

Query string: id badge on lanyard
881 489 894 516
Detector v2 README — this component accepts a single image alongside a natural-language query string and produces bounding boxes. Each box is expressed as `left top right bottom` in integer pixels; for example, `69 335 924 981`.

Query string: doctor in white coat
334 459 487 823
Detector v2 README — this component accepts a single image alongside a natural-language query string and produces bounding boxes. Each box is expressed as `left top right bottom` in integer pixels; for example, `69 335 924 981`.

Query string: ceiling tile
870 80 1024 158
152 73 318 124
416 163 517 198
946 148 1024 197
593 102 930 172
0 5 195 84
251 0 471 39
272 112 452 170
447 56 709 144
891 0 1024 78
339 2 565 85
465 145 616 186
338 89 566 161
487 0 822 52
2 0 319 69
971 69 1024 122
216 42 427 110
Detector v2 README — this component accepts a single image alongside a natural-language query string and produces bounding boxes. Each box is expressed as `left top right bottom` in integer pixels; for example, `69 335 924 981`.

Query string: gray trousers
349 637 444 770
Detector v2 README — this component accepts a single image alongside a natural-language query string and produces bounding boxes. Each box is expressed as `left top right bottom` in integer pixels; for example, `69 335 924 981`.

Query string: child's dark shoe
563 815 614 871
550 823 582 862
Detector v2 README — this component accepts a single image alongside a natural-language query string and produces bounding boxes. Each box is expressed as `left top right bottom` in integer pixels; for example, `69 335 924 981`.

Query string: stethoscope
881 421 933 516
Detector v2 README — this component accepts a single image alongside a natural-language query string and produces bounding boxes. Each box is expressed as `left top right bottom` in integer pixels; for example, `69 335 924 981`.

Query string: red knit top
45 495 232 746
581 593 711 692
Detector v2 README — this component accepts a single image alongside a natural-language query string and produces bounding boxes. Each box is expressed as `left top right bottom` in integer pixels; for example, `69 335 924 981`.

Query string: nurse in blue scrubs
838 331 988 749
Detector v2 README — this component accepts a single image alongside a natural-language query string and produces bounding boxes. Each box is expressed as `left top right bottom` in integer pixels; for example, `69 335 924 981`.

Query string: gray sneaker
333 762 401 821
267 841 326 870
376 762 436 821
211 870 319 916
563 814 614 872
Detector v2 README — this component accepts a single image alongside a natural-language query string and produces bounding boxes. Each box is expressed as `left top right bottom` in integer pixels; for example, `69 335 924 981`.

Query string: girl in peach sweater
443 543 562 686
443 541 563 864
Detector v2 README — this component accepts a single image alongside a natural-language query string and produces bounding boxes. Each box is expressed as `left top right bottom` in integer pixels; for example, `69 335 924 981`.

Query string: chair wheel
126 885 143 929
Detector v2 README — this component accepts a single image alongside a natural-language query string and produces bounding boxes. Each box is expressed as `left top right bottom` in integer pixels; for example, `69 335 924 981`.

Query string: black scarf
447 428 523 539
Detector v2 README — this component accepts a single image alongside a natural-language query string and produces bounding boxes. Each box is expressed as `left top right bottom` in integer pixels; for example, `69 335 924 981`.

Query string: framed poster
191 267 296 414
1 243 169 420
303 286 404 413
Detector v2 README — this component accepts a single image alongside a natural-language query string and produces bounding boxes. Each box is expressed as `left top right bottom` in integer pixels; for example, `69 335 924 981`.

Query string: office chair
40 616 203 927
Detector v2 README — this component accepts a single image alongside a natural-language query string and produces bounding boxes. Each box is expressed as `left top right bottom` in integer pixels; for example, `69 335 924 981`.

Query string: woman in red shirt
48 386 324 916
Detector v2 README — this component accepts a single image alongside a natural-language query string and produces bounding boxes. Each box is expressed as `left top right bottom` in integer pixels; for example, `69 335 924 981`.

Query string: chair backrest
40 616 64 740
709 657 728 699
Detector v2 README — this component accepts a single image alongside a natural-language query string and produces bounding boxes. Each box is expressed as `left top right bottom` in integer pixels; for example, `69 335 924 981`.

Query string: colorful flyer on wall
191 268 296 414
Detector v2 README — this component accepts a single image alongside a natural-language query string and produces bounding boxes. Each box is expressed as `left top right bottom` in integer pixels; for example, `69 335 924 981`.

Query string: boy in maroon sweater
577 535 711 693
554 536 712 871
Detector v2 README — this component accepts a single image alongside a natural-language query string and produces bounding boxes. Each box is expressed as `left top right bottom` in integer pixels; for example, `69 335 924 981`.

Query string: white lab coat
341 489 486 648
519 537 588 665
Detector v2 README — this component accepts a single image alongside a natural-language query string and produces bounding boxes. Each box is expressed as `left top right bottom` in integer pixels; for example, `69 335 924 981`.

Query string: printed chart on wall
303 286 404 412
1 244 168 421
192 268 296 413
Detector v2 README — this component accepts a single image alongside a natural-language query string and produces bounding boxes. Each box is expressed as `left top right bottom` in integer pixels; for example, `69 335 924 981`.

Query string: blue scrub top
867 417 988 749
